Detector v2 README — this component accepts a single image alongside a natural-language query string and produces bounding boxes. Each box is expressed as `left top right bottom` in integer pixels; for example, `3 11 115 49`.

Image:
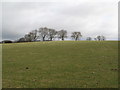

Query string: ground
2 41 118 88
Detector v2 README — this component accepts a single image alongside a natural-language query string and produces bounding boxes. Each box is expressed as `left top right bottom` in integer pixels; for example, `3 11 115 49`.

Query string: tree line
1 27 106 43
17 27 105 43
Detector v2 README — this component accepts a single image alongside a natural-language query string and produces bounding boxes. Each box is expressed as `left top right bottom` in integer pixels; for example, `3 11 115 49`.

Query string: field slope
2 41 118 88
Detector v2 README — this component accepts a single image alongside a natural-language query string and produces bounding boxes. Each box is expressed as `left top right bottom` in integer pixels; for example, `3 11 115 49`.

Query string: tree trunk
75 37 78 41
43 36 45 41
50 37 52 41
62 37 64 41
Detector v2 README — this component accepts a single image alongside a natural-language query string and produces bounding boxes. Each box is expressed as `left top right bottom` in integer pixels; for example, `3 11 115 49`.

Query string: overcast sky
1 0 119 41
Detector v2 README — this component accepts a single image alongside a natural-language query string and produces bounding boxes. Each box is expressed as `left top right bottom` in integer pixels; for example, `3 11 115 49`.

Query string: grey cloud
2 1 118 41
2 30 23 40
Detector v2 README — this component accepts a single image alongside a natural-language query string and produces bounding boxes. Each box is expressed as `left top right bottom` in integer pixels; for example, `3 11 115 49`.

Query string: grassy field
2 41 118 88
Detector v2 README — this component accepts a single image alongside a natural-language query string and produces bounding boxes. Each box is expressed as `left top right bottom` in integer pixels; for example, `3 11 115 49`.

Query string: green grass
2 41 118 88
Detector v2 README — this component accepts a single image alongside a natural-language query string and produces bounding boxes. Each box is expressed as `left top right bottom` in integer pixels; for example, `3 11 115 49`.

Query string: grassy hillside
2 41 118 88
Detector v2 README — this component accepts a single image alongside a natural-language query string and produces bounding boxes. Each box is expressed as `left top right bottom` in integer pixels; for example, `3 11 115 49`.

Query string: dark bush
2 40 13 43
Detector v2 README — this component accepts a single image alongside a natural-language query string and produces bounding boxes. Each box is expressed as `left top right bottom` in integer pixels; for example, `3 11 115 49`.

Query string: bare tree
94 38 97 41
24 30 37 42
31 29 38 41
57 30 67 41
86 37 92 41
24 34 32 42
97 36 101 41
38 27 49 41
101 35 106 41
71 32 82 41
48 29 57 41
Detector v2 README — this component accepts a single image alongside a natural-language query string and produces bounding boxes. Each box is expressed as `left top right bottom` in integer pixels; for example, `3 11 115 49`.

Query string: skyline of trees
16 27 106 42
2 27 106 43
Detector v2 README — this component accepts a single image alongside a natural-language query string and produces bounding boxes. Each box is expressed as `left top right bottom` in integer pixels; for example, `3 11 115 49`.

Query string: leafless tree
38 27 49 41
71 32 82 41
86 37 92 41
97 36 101 41
48 29 57 41
57 30 67 41
24 33 32 42
96 35 106 41
101 35 106 41
31 29 38 41
24 30 38 42
94 38 97 41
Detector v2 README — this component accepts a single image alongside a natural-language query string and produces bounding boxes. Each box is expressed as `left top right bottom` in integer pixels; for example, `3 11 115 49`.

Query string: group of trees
1 27 106 43
95 35 106 41
16 27 105 42
86 36 106 41
18 27 82 42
